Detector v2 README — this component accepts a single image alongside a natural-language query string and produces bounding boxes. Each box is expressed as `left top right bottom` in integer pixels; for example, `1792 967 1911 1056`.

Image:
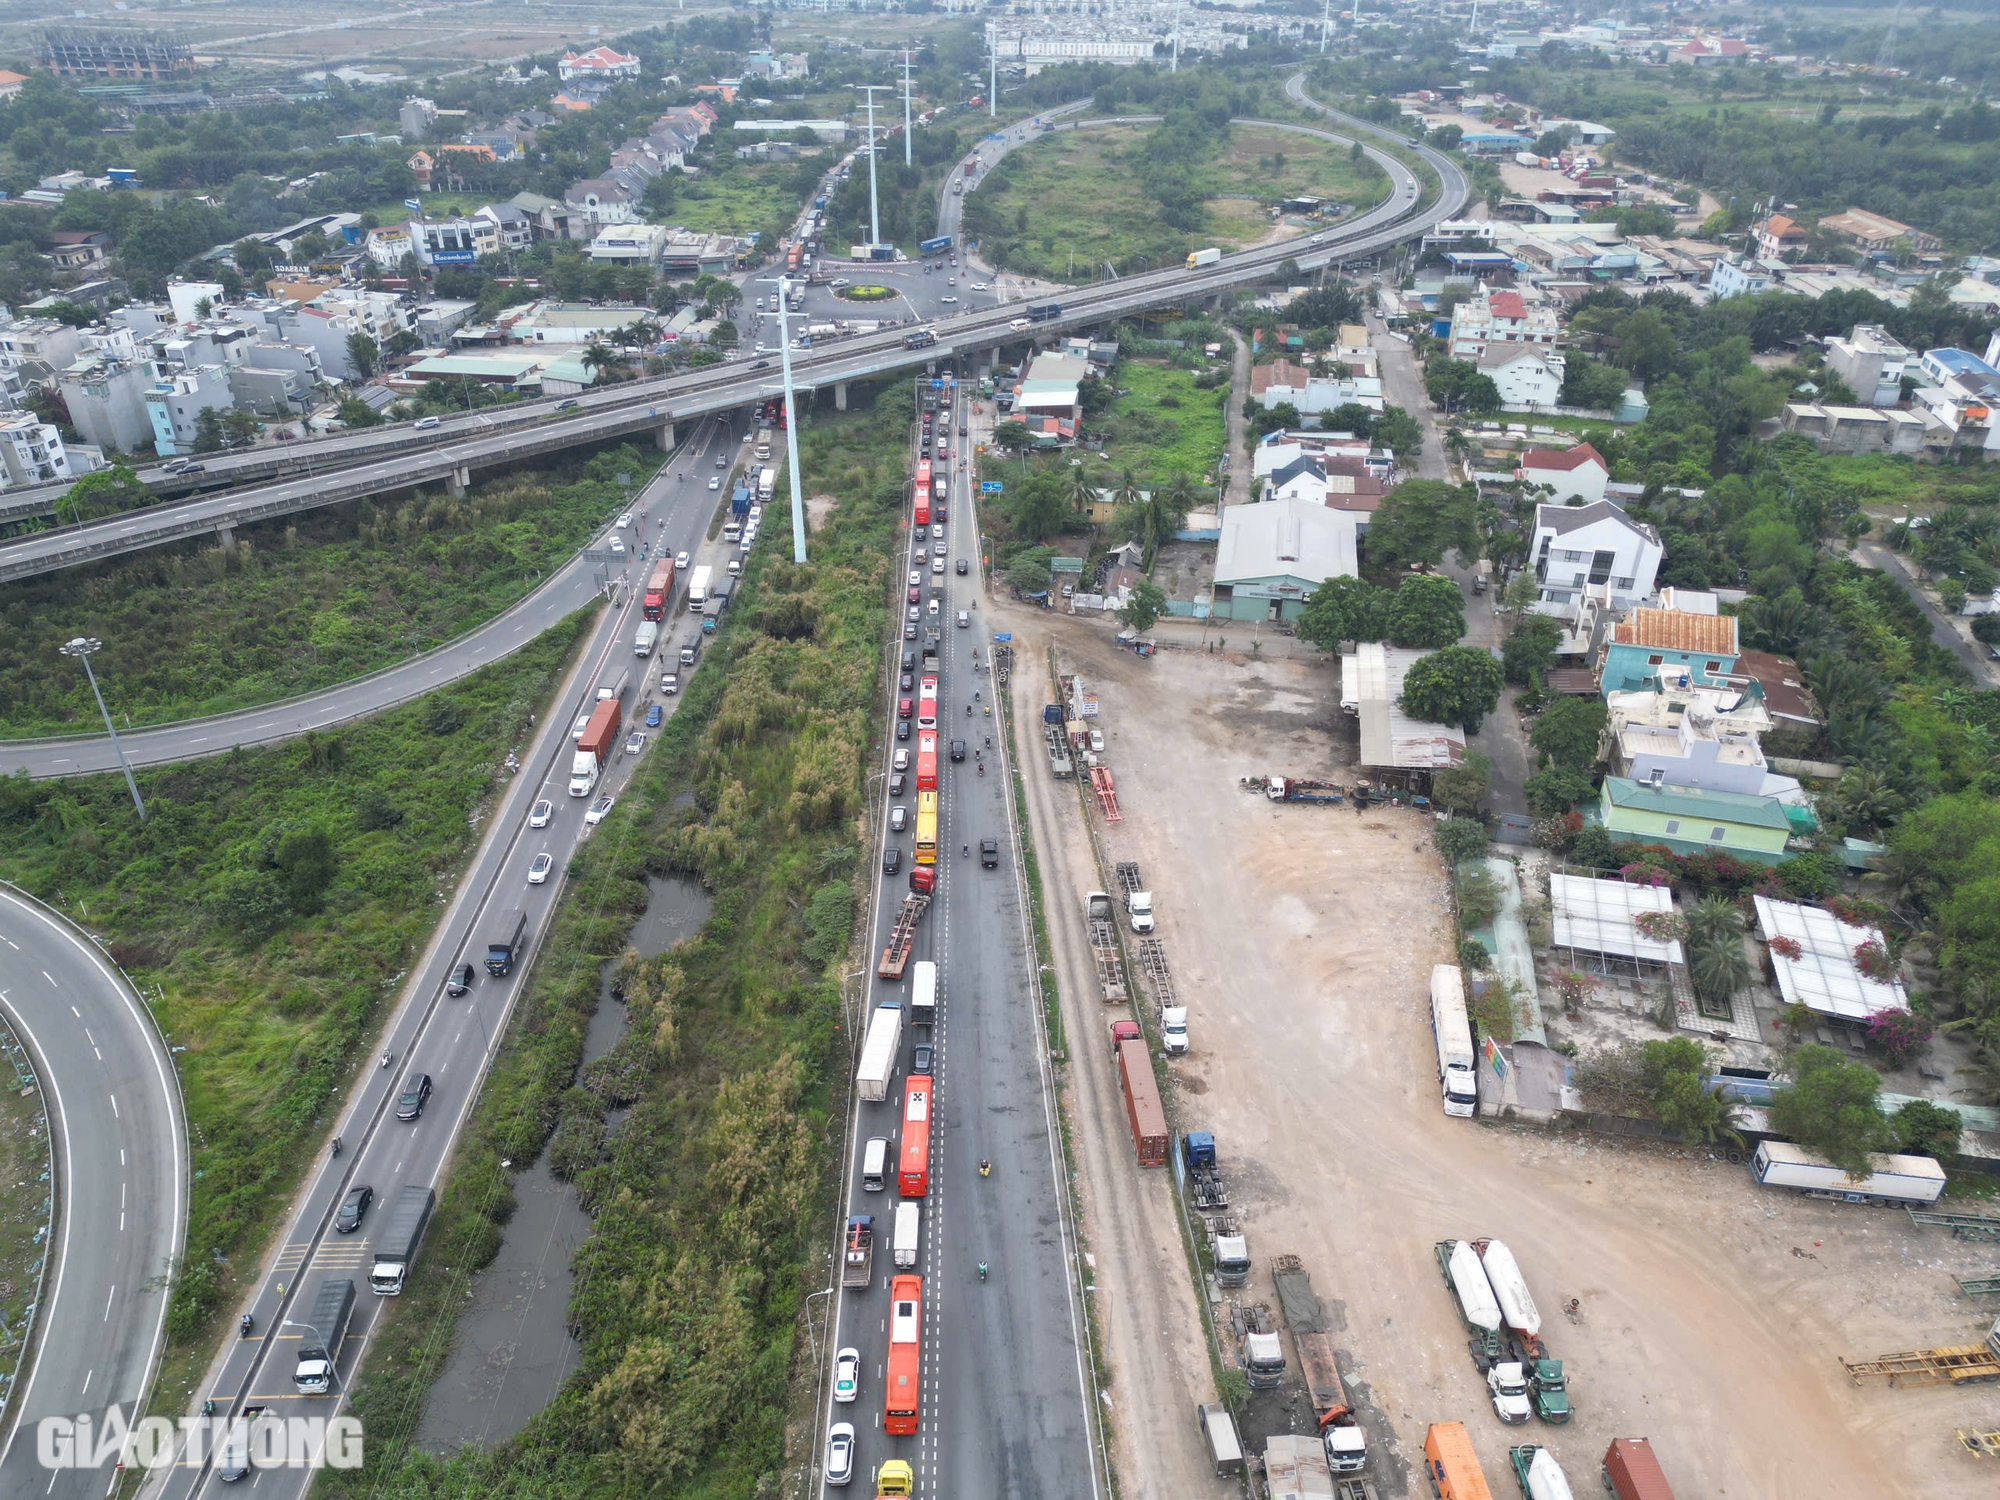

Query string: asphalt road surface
141 416 753 1500
0 885 184 1499
815 377 1100 1498
0 419 742 782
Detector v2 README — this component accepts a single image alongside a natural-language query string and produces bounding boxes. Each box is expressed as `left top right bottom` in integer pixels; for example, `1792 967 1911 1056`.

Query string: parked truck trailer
1751 1140 1946 1206
1431 965 1478 1118
570 699 622 797
1436 1239 1506 1370
1424 1421 1494 1500
1601 1438 1678 1500
1117 1037 1167 1166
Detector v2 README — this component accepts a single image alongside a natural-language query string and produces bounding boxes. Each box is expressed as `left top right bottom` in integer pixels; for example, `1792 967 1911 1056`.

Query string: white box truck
688 564 713 607
633 619 659 657
1186 246 1222 268
893 1201 921 1269
1751 1140 1947 1205
855 1002 904 1103
1430 964 1478 1118
910 960 937 1021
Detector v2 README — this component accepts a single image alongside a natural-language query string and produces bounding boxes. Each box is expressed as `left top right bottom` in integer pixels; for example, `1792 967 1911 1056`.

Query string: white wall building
1529 498 1662 615
1517 442 1610 504
1447 287 1563 360
0 412 71 490
1824 324 1911 408
1478 343 1564 408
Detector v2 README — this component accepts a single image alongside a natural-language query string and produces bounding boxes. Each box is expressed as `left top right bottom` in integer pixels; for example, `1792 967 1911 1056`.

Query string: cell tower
1875 0 1905 71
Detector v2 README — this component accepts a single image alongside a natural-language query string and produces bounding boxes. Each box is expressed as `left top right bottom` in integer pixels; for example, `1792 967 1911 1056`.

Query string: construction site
992 601 2000 1500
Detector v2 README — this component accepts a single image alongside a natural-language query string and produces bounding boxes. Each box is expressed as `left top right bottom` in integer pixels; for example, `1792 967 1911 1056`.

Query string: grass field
1088 359 1229 484
0 444 658 738
661 162 810 236
967 120 1389 279
0 615 590 1394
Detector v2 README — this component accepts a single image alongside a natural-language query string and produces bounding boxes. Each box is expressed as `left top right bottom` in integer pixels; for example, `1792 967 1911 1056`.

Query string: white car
890 805 907 832
571 713 591 742
662 674 679 695
893 747 910 771
414 415 442 430
528 852 554 885
833 1347 861 1403
749 504 764 521
927 597 940 616
909 570 922 587
971 281 989 291
708 477 721 490
616 513 632 529
826 1423 856 1486
529 799 554 829
931 558 945 575
941 295 958 304
585 795 616 826
831 278 852 289
676 551 690 569
625 730 646 755
610 537 625 555
957 609 970 628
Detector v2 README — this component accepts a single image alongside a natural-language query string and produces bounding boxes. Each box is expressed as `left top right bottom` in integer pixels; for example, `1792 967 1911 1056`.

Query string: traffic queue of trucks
569 698 621 797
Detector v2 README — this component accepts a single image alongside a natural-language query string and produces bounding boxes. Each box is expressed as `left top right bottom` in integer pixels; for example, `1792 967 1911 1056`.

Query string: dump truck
841 1215 875 1289
1273 1253 1367 1473
370 1184 434 1295
1266 776 1345 804
876 894 930 980
1436 1239 1506 1370
292 1278 356 1394
1475 1239 1569 1422
1601 1438 1677 1500
1117 1037 1167 1165
1840 1316 2000 1386
1424 1422 1495 1500
1182 1131 1229 1210
855 1003 904 1104
1114 861 1155 933
1509 1445 1576 1500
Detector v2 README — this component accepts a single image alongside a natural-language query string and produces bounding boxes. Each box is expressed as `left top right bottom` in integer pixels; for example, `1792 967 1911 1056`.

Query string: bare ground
997 608 2000 1498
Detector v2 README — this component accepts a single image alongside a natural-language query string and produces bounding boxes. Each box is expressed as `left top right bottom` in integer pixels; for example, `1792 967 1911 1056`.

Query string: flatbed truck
841 1215 875 1289
876 895 930 979
1840 1317 2000 1385
1272 1253 1367 1473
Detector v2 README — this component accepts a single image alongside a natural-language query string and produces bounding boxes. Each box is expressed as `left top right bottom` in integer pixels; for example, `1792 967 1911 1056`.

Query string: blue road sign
993 633 1013 642
981 481 1003 493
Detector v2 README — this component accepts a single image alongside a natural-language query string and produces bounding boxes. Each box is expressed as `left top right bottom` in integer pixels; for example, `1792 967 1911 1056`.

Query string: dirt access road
997 607 1998 1499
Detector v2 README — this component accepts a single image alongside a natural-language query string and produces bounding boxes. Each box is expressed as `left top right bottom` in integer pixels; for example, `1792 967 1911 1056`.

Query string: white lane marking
42 971 55 986
102 1285 115 1320
108 1093 117 1118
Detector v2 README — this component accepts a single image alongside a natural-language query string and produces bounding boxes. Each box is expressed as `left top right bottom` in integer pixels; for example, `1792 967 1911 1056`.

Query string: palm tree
580 341 616 383
1689 933 1751 1013
1066 464 1097 523
1683 896 1743 954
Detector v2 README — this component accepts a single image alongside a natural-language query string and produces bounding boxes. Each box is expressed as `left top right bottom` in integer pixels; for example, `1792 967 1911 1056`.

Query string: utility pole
989 34 998 119
1320 0 1331 54
854 84 890 247
61 636 145 821
756 275 811 564
1172 0 1182 72
901 49 914 167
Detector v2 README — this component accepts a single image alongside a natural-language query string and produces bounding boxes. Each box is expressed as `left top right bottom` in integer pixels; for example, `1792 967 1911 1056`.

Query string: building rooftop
1753 894 1909 1021
1612 607 1738 656
1341 642 1467 770
1550 872 1684 965
1215 496 1357 585
1602 776 1792 831
1522 441 1606 473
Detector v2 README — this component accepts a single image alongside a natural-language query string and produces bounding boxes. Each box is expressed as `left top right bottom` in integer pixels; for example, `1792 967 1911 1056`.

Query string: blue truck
918 234 953 256
732 483 752 517
1027 302 1062 323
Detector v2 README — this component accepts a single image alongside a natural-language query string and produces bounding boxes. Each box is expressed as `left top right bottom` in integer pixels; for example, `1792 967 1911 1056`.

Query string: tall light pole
901 48 914 167
989 34 998 119
282 1320 339 1393
756 275 811 565
60 637 145 822
854 84 890 248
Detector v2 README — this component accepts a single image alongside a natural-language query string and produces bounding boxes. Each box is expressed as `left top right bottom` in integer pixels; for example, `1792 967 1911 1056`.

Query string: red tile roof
1487 290 1527 320
1250 359 1309 397
1521 442 1606 473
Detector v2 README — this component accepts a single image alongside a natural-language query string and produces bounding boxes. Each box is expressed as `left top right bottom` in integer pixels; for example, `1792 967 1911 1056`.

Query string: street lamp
754 275 811 566
60 637 145 822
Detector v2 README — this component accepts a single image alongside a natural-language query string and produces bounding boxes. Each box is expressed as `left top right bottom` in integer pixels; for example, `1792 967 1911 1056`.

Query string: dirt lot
999 607 2000 1499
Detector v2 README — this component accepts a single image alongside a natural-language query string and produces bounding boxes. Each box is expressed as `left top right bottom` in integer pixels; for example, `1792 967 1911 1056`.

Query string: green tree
1386 573 1467 649
1005 547 1054 593
1295 576 1387 650
1501 614 1562 685
1893 1098 1963 1160
992 419 1030 453
1429 751 1491 816
337 396 384 429
273 826 337 915
1530 697 1607 772
1525 765 1595 818
53 463 147 526
1014 481 1067 543
1119 578 1168 634
1433 816 1490 865
1615 307 1679 385
1366 480 1481 575
1639 1037 1742 1146
345 331 380 379
1768 1044 1897 1178
1374 407 1422 470
191 407 225 454
580 341 617 381
1398 646 1505 732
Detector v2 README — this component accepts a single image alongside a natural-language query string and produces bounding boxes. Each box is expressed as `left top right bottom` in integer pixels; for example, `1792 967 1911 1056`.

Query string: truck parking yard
996 612 2000 1499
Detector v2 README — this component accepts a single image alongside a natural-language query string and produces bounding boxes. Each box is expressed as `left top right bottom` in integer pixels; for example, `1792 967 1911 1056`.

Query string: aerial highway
816 376 1101 1499
0 885 184 1500
140 410 747 1500
1 100 1465 587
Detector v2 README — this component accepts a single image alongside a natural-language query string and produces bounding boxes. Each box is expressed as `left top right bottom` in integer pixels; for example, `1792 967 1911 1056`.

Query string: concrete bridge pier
655 420 678 451
834 382 849 412
446 465 471 498
215 524 235 551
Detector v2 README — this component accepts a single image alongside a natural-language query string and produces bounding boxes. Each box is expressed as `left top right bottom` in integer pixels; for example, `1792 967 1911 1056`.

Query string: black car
889 772 906 796
883 846 902 875
912 1042 934 1074
896 719 910 741
752 360 770 369
902 651 915 671
980 838 999 868
956 558 969 575
555 398 580 411
334 1185 374 1233
950 739 966 762
395 1073 433 1121
445 962 475 997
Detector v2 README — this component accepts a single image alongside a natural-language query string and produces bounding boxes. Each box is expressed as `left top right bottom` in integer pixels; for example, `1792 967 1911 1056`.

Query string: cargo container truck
643 559 677 620
1117 1038 1167 1165
370 1185 434 1295
1601 1438 1678 1500
1751 1140 1946 1205
1431 964 1478 1117
1187 246 1223 268
1424 1422 1494 1500
570 699 621 796
855 1003 904 1103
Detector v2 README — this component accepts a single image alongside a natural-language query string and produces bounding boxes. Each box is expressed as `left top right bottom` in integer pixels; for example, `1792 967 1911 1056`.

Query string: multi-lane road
816 375 1099 1499
140 413 746 1500
0 886 184 1500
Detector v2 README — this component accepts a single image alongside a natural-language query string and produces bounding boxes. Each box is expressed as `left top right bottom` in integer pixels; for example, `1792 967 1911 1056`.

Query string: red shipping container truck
1602 1438 1677 1500
642 558 676 621
1117 1038 1167 1166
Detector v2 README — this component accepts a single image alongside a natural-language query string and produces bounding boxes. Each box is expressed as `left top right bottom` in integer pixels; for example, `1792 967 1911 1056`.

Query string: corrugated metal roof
1613 608 1738 656
1753 895 1909 1021
1603 776 1791 831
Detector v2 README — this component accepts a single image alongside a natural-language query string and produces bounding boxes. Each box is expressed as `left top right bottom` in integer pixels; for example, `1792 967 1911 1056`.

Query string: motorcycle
978 762 985 777
977 1261 988 1281
979 1159 991 1177
239 1314 253 1339
330 1136 342 1158
380 1049 393 1070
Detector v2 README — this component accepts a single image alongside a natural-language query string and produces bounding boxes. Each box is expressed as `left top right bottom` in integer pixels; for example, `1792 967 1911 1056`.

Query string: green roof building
1597 776 1792 865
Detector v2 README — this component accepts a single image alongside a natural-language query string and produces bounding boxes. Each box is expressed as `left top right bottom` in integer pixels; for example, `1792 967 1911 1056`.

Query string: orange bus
917 676 938 730
899 1075 932 1197
916 732 938 792
914 790 938 866
914 459 932 527
884 1274 923 1435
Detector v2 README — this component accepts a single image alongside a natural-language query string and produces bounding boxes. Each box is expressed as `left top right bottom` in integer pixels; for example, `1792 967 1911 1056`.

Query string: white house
1478 342 1564 408
1824 324 1911 408
1529 499 1663 615
1447 287 1563 360
1707 254 1775 300
1249 357 1385 417
1517 442 1609 504
557 46 641 83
